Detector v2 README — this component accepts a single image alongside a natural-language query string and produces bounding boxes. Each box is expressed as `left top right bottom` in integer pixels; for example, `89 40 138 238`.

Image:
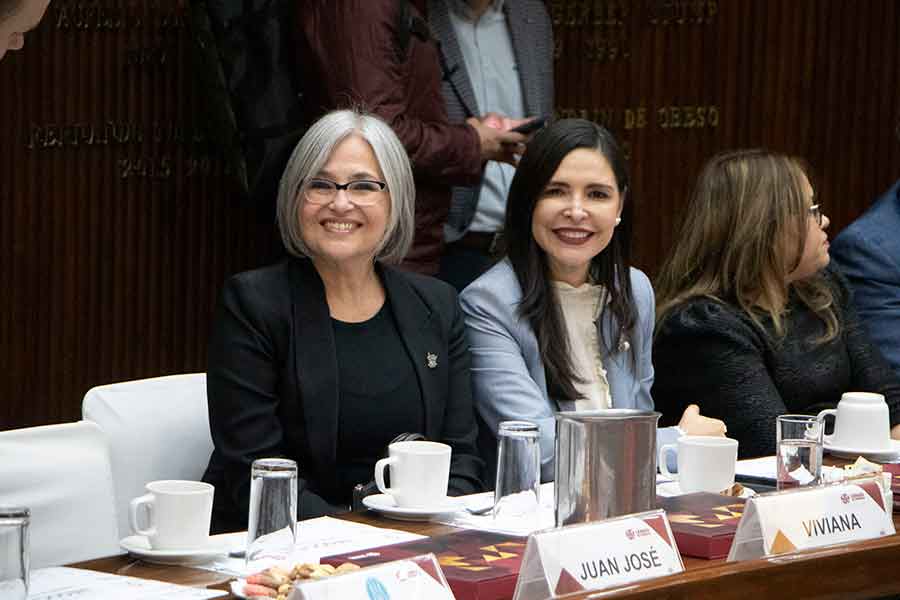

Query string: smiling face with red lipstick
531 148 623 287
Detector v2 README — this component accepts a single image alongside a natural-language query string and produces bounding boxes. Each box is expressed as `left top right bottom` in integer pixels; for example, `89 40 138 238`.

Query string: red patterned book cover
656 493 747 559
878 464 900 511
321 529 527 600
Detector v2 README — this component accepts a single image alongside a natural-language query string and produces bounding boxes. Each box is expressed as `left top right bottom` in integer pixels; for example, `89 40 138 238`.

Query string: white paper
434 483 556 536
735 456 778 480
27 567 227 600
736 456 840 484
200 516 426 576
436 476 679 536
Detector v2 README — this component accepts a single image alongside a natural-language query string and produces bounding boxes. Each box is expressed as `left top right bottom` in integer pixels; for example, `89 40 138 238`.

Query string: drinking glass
776 415 823 490
0 507 29 600
493 421 541 520
246 458 298 570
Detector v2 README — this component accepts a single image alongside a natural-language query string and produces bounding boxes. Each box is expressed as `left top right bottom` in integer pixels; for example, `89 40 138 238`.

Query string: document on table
436 475 698 536
201 516 426 576
735 456 778 482
28 567 227 599
736 456 843 486
435 482 557 536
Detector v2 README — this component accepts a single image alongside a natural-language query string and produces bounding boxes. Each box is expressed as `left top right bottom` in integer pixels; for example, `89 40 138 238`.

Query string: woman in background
461 118 724 482
0 0 49 61
203 110 483 532
653 149 900 457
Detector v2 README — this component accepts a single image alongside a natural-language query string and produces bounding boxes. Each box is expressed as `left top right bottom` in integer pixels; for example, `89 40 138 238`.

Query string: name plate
513 509 683 600
728 474 894 561
287 554 455 600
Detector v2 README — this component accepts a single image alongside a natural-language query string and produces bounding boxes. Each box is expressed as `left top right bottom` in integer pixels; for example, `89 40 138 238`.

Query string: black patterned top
652 267 900 458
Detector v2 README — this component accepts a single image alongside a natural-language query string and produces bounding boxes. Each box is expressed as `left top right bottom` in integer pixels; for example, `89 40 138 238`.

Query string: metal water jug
554 409 660 527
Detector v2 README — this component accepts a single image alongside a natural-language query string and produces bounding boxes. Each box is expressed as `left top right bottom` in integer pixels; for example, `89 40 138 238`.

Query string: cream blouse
553 281 612 410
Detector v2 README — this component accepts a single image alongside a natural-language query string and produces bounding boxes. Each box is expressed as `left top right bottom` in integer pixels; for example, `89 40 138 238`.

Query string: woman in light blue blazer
460 119 724 481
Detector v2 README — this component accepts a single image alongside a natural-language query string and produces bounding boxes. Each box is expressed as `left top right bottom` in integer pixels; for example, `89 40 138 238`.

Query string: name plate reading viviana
728 474 894 561
287 554 455 600
513 509 683 600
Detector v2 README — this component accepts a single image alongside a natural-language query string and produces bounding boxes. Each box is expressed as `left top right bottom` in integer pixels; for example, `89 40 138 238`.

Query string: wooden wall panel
551 0 899 272
1 0 898 429
0 0 279 429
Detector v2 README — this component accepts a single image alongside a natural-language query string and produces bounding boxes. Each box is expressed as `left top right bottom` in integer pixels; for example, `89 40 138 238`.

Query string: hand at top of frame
678 404 728 437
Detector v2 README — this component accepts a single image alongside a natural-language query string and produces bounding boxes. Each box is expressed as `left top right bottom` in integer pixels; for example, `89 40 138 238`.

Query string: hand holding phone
510 116 549 135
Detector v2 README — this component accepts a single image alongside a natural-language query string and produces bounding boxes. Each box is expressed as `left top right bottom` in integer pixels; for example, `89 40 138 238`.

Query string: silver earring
615 217 621 226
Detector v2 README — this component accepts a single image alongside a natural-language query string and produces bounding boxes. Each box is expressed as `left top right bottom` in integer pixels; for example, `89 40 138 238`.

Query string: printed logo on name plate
366 577 390 600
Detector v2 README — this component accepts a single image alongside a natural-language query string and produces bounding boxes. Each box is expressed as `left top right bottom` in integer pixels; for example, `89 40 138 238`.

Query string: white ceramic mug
129 480 214 550
374 441 451 508
659 436 739 494
817 392 892 451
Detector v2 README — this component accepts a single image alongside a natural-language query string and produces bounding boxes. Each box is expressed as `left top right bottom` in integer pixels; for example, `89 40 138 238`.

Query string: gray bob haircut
276 109 415 264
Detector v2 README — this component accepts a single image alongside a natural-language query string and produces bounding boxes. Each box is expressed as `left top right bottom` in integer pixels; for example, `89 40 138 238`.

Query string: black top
653 267 900 458
202 258 484 533
332 301 424 504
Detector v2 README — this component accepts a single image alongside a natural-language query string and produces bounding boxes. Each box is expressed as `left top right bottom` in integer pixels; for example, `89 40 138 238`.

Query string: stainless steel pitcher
554 409 660 527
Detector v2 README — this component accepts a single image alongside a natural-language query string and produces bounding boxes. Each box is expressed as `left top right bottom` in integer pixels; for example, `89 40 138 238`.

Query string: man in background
0 0 50 61
831 180 900 377
430 0 554 290
298 0 530 275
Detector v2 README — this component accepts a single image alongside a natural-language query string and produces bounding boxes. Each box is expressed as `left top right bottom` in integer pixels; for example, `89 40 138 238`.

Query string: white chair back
82 373 214 540
0 421 120 567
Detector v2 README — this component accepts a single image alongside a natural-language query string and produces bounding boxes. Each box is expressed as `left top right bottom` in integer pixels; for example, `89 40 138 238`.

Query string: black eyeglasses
808 203 823 227
303 178 388 206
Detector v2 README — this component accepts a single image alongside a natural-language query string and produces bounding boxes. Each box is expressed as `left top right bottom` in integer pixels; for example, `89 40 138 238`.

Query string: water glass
246 458 298 569
0 507 29 600
493 421 541 520
777 415 823 490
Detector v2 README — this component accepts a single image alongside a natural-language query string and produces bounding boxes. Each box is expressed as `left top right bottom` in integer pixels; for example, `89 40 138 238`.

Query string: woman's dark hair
505 118 635 403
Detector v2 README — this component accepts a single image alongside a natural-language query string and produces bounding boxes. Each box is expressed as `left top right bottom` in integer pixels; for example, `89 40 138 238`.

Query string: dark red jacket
298 0 483 274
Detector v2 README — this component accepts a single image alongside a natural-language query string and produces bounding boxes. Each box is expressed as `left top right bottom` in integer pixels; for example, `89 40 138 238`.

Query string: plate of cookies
231 562 360 599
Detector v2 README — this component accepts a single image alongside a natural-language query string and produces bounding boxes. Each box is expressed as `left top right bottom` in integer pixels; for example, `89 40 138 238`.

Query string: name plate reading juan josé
513 509 683 600
287 554 455 600
728 474 894 561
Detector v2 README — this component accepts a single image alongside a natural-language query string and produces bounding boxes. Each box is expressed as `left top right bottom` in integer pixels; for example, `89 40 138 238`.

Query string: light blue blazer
460 259 681 482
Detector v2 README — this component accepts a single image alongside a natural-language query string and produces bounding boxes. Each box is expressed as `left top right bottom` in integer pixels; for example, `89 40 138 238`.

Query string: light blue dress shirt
447 0 526 233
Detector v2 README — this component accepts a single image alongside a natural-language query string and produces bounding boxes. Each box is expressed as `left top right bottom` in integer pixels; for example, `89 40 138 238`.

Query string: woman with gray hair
203 110 484 532
0 0 49 61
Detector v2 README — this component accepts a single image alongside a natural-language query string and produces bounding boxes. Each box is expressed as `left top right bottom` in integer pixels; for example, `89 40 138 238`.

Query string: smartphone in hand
510 116 549 135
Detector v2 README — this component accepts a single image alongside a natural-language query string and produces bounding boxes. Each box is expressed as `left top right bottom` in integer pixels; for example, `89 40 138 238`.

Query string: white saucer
119 535 228 565
824 439 900 462
656 481 755 499
362 494 465 521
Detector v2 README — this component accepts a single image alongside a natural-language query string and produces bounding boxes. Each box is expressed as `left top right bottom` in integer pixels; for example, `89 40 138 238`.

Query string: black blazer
203 257 484 533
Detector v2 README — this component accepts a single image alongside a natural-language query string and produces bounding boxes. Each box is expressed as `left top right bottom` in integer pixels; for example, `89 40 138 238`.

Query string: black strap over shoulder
189 0 303 211
395 0 434 62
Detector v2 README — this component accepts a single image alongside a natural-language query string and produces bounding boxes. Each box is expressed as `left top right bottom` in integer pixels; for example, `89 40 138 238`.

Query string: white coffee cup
129 480 214 550
374 441 451 508
817 391 892 451
659 436 739 494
